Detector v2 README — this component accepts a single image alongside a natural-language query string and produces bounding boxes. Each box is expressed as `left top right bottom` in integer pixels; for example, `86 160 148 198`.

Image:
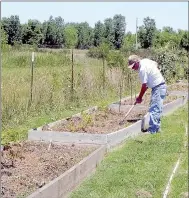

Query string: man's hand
136 83 148 105
134 97 143 105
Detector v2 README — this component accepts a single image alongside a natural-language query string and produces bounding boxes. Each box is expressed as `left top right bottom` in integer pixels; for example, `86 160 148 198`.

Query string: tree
152 29 162 48
64 25 78 98
76 22 93 49
180 31 189 51
1 15 22 45
1 25 8 45
88 26 94 48
64 25 78 48
103 18 114 48
113 14 126 49
45 16 58 45
43 16 64 46
54 16 64 45
1 25 9 50
138 17 156 48
162 26 175 33
98 42 110 90
22 19 43 45
121 31 135 51
153 27 182 50
94 21 104 47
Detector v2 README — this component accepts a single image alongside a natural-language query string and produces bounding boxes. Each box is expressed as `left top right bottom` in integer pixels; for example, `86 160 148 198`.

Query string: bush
128 48 187 83
106 50 124 68
150 48 188 82
127 48 156 59
86 47 103 59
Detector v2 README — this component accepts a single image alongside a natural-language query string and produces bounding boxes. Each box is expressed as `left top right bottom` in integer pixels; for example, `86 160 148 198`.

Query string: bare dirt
44 92 179 134
1 141 96 198
122 94 179 106
168 83 188 92
47 107 147 134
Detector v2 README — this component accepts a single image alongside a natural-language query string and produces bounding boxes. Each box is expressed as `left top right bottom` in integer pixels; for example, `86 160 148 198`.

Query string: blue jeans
148 84 167 133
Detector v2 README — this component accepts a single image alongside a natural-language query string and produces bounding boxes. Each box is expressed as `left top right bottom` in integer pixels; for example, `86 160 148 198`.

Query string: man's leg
148 87 161 134
158 84 167 132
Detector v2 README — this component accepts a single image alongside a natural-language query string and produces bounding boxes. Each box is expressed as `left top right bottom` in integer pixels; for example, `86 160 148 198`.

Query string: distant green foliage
106 50 124 68
64 25 78 48
138 17 156 48
180 31 189 51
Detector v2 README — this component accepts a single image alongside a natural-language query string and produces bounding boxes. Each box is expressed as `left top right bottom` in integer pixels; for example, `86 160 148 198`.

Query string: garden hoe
119 103 136 125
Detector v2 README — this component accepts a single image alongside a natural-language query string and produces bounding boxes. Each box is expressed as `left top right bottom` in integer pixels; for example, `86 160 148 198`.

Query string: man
128 55 167 134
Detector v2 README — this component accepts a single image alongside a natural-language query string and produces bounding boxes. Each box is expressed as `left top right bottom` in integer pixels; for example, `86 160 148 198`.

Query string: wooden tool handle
123 104 135 120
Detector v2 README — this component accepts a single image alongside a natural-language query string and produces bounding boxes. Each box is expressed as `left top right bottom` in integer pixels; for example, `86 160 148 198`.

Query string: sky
1 2 188 33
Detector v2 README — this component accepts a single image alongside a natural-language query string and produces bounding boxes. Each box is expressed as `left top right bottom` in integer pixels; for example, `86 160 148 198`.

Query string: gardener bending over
128 55 167 134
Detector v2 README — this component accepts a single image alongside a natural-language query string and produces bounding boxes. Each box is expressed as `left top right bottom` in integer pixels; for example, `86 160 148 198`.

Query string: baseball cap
128 55 140 69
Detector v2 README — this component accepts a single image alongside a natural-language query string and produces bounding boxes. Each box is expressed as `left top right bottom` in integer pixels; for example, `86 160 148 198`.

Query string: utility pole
136 17 138 50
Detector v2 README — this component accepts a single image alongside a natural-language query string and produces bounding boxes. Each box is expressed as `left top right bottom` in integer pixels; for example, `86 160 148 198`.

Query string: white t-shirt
139 58 165 88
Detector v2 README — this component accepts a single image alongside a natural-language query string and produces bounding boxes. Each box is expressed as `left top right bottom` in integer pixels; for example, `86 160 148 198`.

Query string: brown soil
44 93 179 134
42 84 181 134
1 141 96 198
48 107 147 134
122 95 178 106
168 84 188 92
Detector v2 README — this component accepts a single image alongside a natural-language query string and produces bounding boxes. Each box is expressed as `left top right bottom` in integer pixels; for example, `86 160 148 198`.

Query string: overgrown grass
70 105 188 198
2 49 139 144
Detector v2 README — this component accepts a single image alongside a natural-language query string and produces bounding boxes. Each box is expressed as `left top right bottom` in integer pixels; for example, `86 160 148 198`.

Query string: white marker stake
32 52 35 62
30 52 35 103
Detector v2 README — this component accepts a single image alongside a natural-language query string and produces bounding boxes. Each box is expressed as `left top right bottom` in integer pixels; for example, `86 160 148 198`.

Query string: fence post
30 52 35 103
130 71 133 104
102 58 105 92
71 48 74 96
119 65 123 113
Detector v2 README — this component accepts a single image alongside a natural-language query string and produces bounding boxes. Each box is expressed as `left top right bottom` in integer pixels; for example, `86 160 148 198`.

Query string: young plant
98 42 110 92
64 25 78 100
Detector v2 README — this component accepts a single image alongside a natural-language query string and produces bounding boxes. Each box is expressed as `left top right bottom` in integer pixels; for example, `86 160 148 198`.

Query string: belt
152 82 165 89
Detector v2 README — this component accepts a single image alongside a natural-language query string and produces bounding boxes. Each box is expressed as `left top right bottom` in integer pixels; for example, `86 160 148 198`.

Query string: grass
168 128 188 198
70 104 188 198
2 47 186 145
2 48 140 144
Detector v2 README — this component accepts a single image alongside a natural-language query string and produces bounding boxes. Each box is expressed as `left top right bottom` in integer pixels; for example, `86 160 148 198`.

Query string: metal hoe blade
119 104 135 125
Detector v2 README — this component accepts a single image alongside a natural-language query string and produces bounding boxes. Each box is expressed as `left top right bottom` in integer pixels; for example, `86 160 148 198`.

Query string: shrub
86 47 103 59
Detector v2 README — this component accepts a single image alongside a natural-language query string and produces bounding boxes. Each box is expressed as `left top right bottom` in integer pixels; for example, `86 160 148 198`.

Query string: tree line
1 15 188 51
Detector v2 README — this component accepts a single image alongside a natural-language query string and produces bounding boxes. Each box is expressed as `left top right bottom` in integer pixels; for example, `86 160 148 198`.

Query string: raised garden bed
28 83 187 146
42 106 147 134
1 141 97 198
35 92 180 136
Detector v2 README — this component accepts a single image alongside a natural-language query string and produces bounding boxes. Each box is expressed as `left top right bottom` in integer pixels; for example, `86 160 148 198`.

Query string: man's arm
135 83 148 104
138 83 148 99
